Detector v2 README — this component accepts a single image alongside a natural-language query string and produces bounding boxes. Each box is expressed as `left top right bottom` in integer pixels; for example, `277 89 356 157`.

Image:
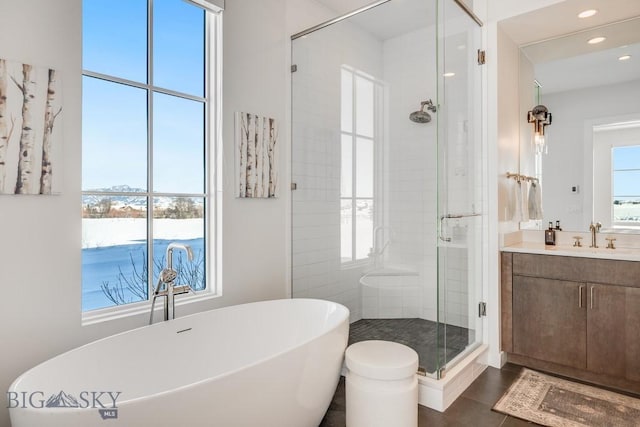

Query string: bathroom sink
570 246 634 255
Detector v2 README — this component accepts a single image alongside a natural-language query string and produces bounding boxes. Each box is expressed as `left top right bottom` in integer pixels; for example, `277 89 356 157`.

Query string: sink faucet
589 222 602 248
149 243 194 324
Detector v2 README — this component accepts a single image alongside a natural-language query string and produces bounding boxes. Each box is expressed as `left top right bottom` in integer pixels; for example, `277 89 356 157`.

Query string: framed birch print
0 58 63 195
235 111 278 198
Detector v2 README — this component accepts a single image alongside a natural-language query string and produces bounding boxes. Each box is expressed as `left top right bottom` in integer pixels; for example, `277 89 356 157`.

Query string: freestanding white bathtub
9 298 349 427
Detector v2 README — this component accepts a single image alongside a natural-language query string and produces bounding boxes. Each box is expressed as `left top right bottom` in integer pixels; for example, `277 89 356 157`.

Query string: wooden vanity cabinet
586 283 640 382
512 275 586 369
501 252 640 393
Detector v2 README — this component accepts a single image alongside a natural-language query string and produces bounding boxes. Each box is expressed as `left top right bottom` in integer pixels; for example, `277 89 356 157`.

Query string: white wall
0 1 295 425
220 0 289 305
487 0 565 21
495 26 521 232
0 2 84 425
485 0 569 368
542 79 640 231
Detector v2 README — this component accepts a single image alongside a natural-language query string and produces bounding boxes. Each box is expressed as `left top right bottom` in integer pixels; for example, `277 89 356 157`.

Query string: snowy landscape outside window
612 145 640 228
82 0 212 311
340 67 378 263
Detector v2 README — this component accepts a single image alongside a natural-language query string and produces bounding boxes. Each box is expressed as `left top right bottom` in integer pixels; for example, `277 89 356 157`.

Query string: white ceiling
499 0 640 94
533 41 640 94
499 0 640 46
313 0 375 16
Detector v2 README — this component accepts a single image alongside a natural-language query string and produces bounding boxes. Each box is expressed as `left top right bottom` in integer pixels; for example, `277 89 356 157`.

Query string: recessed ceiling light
588 36 606 45
443 72 456 77
619 55 632 61
578 9 597 18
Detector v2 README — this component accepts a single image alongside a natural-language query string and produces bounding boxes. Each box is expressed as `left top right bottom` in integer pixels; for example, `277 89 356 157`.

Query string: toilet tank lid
345 340 419 380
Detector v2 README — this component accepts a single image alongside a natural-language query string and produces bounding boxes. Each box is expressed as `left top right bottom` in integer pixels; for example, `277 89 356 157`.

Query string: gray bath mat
493 368 640 426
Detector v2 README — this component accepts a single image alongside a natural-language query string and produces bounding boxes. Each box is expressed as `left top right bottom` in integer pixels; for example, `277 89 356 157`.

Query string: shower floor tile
348 318 472 374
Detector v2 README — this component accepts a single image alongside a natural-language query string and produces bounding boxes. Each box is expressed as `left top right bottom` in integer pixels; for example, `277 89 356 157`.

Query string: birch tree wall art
0 58 63 195
235 112 279 198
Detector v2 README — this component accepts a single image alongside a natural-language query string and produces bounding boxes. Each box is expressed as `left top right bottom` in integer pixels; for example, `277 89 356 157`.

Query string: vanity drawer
512 253 640 288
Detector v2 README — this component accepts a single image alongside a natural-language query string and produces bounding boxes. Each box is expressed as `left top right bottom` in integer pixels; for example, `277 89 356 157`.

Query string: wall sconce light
527 104 552 154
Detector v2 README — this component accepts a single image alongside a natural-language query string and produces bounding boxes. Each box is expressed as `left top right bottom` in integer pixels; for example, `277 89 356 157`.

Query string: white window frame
611 144 640 228
82 2 222 324
340 66 383 266
593 123 640 230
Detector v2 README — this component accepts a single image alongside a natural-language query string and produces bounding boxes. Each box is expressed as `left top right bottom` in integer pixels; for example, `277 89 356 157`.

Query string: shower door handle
439 216 452 242
439 213 482 242
441 213 482 219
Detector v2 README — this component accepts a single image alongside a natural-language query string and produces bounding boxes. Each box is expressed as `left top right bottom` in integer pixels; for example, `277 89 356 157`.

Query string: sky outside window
82 0 206 193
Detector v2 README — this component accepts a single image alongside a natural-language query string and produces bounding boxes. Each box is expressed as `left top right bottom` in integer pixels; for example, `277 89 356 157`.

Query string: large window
612 145 640 227
340 67 378 263
82 0 215 312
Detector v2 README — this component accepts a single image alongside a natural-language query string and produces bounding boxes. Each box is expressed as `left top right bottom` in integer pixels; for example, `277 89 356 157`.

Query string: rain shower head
409 110 431 123
409 99 437 123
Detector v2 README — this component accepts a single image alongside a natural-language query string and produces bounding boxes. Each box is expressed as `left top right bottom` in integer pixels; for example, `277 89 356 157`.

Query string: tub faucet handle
173 284 193 295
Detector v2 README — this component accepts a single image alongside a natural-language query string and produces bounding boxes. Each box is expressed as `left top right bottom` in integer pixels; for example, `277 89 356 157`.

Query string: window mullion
147 0 155 301
351 72 357 261
204 11 212 289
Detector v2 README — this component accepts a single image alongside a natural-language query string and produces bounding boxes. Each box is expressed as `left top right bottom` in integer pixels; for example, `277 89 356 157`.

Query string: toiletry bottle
545 222 556 246
555 220 562 231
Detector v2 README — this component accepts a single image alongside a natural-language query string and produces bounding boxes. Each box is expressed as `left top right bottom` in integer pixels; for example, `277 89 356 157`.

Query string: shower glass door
291 0 484 379
436 0 484 373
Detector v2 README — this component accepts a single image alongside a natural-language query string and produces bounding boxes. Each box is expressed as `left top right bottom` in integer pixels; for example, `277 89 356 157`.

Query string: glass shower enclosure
291 0 484 378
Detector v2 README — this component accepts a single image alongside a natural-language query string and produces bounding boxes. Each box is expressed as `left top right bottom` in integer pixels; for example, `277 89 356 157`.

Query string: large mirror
503 0 640 233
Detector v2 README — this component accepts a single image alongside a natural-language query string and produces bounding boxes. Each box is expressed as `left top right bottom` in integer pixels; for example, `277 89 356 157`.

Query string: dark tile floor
349 318 471 374
320 363 542 426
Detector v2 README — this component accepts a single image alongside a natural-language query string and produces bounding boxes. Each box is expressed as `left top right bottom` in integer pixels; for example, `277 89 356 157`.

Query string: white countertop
502 241 640 262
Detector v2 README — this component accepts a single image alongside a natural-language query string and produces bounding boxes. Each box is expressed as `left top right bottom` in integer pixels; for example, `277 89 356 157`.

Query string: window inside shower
340 67 383 264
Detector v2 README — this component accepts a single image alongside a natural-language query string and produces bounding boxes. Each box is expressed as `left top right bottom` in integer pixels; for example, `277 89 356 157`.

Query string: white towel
528 181 543 220
521 181 530 222
512 181 522 222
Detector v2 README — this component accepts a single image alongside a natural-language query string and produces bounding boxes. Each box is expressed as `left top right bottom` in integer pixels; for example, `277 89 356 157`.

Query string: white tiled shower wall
383 26 439 321
291 18 384 321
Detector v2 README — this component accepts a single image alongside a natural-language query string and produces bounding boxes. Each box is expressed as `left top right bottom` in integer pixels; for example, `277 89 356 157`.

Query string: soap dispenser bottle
545 222 556 246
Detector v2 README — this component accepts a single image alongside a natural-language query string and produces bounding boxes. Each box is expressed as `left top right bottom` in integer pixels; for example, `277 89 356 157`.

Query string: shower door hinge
438 367 446 379
477 49 486 65
291 182 297 190
291 64 298 73
478 301 487 317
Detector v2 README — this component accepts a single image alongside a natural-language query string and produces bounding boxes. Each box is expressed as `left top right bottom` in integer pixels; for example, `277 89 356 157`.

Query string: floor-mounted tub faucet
149 243 194 324
589 221 602 248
